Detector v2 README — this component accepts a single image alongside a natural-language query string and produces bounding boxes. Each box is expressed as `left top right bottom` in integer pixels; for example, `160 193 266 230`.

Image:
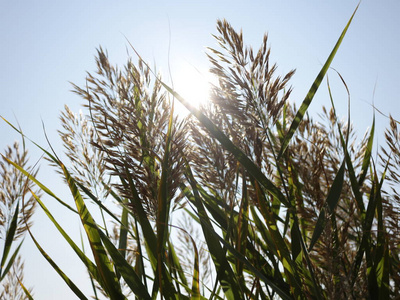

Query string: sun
172 64 214 115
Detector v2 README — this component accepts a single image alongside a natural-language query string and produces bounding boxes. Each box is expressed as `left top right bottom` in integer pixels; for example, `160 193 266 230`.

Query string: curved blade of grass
184 161 245 300
156 103 178 299
0 153 77 214
119 165 157 267
252 181 304 298
326 72 368 215
119 165 178 299
308 160 345 251
186 180 298 295
0 240 23 282
0 202 19 278
190 237 200 300
206 217 293 300
357 165 389 297
77 182 133 237
29 190 105 289
236 175 249 277
359 116 375 186
18 277 34 300
25 221 89 300
188 181 294 295
185 163 292 299
97 229 151 300
283 160 322 297
167 240 190 294
350 173 379 287
374 189 390 299
118 202 129 259
277 4 359 159
60 164 126 299
132 219 147 292
169 225 200 299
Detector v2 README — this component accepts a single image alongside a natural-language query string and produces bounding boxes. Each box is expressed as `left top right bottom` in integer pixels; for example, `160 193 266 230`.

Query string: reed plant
0 142 37 298
1 4 400 299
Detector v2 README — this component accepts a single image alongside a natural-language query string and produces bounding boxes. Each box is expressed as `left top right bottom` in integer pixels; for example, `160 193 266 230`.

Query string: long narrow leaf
29 190 104 289
0 241 23 282
60 164 125 299
0 202 19 278
1 154 77 214
277 4 359 159
308 161 345 251
26 224 89 300
97 229 151 300
18 277 34 300
156 102 177 299
185 162 245 300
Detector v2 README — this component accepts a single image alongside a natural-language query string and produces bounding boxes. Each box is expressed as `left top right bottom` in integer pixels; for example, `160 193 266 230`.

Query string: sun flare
172 64 214 115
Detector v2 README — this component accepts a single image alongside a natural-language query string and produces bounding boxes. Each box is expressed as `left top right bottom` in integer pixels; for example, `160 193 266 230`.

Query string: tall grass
0 142 37 298
1 4 400 299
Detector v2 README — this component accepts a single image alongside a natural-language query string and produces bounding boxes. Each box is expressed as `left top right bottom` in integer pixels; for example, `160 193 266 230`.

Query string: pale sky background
1 1 399 299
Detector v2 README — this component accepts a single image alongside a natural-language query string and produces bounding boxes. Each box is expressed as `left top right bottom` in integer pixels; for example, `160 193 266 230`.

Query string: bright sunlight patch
172 63 214 115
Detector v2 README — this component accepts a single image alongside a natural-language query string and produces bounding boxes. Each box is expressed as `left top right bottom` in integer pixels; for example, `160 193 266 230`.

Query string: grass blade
18 277 34 300
359 116 375 186
26 223 89 300
1 153 77 214
308 160 345 251
0 202 19 278
0 241 23 282
277 4 359 159
60 164 125 299
185 162 245 300
28 190 105 289
97 229 151 300
156 104 177 299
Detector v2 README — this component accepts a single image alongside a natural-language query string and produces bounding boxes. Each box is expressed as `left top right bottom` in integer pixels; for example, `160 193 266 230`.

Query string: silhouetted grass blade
278 4 359 159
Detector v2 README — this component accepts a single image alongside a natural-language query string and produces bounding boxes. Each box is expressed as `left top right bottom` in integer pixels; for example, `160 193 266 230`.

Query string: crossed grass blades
2 4 400 299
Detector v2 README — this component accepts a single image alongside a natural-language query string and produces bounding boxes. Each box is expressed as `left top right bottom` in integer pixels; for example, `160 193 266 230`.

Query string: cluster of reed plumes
1 4 400 299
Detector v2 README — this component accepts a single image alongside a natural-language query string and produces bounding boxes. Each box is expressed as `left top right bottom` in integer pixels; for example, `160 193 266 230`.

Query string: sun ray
172 63 214 116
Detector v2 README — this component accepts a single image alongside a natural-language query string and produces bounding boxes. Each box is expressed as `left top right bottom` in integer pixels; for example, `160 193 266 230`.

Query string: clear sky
1 1 399 299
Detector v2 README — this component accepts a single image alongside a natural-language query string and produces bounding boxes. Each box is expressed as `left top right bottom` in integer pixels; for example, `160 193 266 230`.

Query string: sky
1 1 399 299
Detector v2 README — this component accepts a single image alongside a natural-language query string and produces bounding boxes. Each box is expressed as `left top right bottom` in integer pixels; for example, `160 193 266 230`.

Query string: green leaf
60 164 126 300
97 229 151 300
29 189 104 291
359 116 375 186
120 164 157 264
167 240 190 294
308 160 345 251
205 215 293 300
1 153 77 214
0 202 19 278
27 225 89 300
374 196 390 299
118 202 129 260
326 74 367 215
155 104 178 299
351 166 386 287
277 4 359 159
184 162 245 300
0 241 23 282
18 277 34 300
252 181 304 298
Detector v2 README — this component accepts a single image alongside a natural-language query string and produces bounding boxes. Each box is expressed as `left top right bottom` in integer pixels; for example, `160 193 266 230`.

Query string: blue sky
1 1 399 299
